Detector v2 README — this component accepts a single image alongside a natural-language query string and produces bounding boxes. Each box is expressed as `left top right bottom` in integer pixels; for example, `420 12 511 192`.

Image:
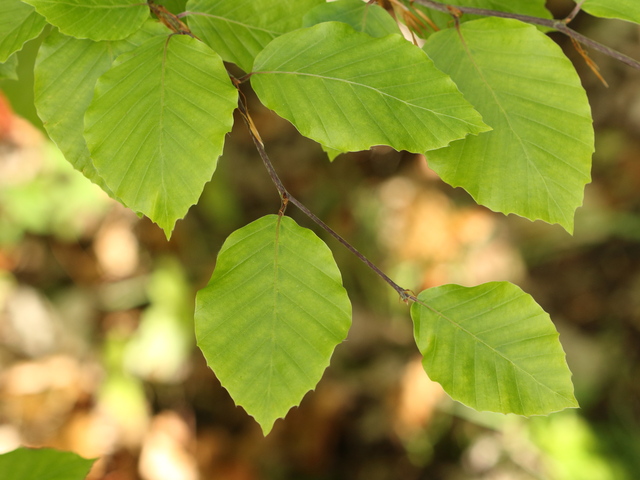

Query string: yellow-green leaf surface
411 282 578 415
582 0 640 24
0 54 18 80
21 0 148 41
252 22 489 155
302 0 402 161
424 18 593 232
195 215 352 434
84 34 238 236
186 0 323 72
303 0 401 37
34 22 168 194
0 0 46 62
0 448 94 480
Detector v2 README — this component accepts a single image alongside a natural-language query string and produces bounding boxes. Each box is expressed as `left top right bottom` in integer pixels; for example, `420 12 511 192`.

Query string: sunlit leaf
186 0 323 72
161 0 187 14
0 0 46 62
195 215 352 434
424 18 593 232
34 22 168 194
21 0 148 41
0 447 94 480
303 0 401 37
252 22 489 155
84 34 238 236
581 0 640 24
411 282 578 415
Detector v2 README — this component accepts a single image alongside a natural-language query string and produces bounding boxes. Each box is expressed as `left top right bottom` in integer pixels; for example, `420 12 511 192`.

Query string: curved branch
236 95 416 303
411 0 640 70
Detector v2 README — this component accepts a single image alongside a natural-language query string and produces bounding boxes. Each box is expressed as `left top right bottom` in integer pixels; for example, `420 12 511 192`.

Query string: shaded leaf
161 0 188 14
34 22 168 194
195 215 352 434
424 18 593 232
581 0 640 24
84 34 238 236
21 0 148 41
303 0 401 37
0 0 46 62
411 282 578 415
0 447 94 480
186 0 323 72
0 54 18 80
252 22 489 155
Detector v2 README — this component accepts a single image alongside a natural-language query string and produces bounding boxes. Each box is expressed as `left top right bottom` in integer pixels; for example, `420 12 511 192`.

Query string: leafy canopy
3 0 628 436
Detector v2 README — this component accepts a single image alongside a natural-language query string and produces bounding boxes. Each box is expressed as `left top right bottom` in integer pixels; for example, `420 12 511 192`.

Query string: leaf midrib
254 70 479 125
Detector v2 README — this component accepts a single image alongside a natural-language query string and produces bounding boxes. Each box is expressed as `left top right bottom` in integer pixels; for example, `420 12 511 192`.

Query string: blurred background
1 1 640 479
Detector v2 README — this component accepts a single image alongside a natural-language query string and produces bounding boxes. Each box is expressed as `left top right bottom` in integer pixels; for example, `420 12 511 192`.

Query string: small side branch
411 0 640 71
236 95 416 303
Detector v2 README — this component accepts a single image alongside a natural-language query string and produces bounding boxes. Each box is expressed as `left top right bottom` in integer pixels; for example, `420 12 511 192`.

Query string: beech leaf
0 0 46 62
186 0 323 72
84 34 238 236
195 215 352 434
411 282 578 415
21 0 148 41
424 18 594 232
252 22 489 155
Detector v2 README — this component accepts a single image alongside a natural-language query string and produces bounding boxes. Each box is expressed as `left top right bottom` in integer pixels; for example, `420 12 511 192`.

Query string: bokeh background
2 1 640 479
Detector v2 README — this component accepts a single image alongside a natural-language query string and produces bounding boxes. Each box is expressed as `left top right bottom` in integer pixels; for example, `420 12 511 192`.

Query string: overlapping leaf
0 0 46 62
0 54 18 80
21 0 148 41
303 0 401 37
424 18 593 232
412 0 551 34
84 34 238 236
302 2 406 162
195 215 352 434
186 0 323 72
581 0 640 24
252 22 489 155
34 22 168 194
0 448 95 480
411 282 578 415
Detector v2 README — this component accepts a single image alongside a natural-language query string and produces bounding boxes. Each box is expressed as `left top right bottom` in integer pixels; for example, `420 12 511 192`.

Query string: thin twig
236 95 416 303
564 1 584 24
411 0 640 70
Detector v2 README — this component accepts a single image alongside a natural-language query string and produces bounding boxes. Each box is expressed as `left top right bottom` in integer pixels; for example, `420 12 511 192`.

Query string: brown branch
236 94 416 304
411 0 640 71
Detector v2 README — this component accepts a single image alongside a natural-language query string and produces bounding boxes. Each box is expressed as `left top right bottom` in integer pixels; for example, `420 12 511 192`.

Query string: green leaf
322 144 345 162
302 0 401 160
0 54 18 80
423 18 593 232
0 0 46 62
160 0 187 14
0 447 95 480
303 0 401 37
186 0 324 72
84 34 238 237
581 0 640 24
195 215 352 434
21 0 148 41
34 22 168 194
411 282 578 415
252 22 489 155
411 0 551 34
